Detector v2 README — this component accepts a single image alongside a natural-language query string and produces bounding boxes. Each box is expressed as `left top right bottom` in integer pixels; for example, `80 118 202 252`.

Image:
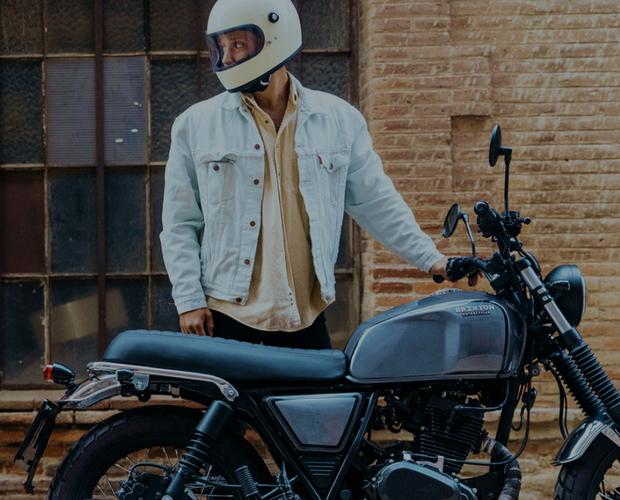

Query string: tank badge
455 304 496 317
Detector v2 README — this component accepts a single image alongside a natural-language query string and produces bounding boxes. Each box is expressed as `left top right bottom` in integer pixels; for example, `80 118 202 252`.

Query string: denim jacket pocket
317 150 349 206
195 151 238 205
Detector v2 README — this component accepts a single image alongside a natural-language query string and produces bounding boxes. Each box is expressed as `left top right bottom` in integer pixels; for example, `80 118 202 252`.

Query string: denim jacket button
254 144 261 150
243 259 250 265
213 164 219 171
235 297 242 303
253 179 260 185
249 220 256 227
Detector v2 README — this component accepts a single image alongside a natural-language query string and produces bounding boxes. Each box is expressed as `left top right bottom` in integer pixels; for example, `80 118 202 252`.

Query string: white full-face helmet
205 0 302 93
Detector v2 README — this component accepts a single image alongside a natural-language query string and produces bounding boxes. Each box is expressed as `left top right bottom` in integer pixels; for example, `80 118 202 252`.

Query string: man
159 0 450 349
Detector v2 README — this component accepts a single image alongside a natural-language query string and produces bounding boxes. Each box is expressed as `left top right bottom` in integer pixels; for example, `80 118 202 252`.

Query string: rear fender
554 414 620 465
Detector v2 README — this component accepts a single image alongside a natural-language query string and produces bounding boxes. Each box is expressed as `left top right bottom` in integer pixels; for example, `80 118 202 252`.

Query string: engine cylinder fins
417 397 484 475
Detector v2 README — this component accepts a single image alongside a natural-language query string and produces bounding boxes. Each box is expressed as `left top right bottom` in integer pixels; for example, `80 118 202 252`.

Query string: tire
49 405 272 500
554 433 620 499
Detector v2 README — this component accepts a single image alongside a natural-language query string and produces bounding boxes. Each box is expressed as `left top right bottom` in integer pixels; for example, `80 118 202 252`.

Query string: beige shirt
207 73 330 331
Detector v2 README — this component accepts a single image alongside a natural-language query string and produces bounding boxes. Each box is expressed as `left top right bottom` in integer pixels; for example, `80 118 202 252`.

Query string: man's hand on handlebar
430 256 449 279
432 256 483 286
179 307 214 336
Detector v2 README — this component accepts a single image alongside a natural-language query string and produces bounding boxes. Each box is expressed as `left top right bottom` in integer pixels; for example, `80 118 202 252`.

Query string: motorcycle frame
36 356 528 500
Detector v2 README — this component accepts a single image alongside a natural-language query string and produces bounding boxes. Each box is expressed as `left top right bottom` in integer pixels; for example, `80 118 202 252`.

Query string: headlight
544 265 587 327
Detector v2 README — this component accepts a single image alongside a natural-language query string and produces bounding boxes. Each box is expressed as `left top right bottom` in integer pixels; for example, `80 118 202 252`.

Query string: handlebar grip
474 200 488 214
432 274 445 284
474 200 500 235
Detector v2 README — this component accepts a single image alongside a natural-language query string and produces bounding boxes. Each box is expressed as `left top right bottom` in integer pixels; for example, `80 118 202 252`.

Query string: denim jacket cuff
419 251 446 274
175 295 208 315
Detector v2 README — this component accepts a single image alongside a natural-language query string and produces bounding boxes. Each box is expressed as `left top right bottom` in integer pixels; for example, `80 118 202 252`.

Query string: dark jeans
210 309 332 349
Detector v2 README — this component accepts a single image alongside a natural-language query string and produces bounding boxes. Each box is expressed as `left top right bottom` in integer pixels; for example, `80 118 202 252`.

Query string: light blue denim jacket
160 73 444 315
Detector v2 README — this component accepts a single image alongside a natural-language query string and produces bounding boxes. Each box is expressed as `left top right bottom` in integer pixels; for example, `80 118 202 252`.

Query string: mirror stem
462 213 477 256
503 148 512 215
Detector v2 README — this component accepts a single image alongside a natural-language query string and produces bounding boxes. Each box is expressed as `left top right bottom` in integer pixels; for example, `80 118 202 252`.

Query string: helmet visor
205 25 265 72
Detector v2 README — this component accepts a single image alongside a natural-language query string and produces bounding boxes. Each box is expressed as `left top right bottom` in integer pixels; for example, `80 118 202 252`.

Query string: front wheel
554 434 620 499
49 405 271 500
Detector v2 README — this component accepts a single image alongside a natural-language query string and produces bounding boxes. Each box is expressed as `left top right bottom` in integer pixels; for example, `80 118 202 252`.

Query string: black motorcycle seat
102 330 347 385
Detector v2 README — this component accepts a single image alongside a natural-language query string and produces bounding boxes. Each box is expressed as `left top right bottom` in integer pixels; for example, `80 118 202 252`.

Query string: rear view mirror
488 124 513 214
442 203 461 238
489 124 502 167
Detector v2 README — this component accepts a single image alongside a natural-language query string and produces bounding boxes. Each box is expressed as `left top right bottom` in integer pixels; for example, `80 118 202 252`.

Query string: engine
365 390 487 499
363 456 477 500
416 394 484 475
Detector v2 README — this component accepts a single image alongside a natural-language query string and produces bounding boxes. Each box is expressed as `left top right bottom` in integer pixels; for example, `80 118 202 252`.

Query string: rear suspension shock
164 400 233 498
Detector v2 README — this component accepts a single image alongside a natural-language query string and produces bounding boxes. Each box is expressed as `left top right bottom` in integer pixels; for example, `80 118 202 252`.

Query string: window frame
0 0 361 388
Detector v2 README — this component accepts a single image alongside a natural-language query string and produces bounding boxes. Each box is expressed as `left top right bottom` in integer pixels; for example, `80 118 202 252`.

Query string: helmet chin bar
235 72 272 93
226 46 301 93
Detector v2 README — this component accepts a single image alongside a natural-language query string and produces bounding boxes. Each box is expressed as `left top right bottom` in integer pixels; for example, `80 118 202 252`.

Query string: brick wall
358 0 620 497
2 1 619 498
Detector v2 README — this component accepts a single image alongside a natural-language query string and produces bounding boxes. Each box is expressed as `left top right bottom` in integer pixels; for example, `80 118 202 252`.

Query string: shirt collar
239 72 298 111
222 71 327 116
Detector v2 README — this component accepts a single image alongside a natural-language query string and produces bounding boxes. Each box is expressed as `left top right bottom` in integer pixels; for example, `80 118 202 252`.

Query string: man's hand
180 307 214 336
431 256 480 286
430 256 449 278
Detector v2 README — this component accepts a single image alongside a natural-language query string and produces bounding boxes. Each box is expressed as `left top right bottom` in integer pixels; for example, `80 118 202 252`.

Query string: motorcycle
14 125 620 499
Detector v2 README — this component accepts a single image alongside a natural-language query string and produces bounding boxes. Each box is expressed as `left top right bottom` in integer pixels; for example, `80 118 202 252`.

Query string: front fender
554 414 620 465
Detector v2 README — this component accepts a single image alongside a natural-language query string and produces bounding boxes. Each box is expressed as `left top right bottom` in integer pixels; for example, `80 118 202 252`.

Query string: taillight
42 362 76 387
43 364 55 383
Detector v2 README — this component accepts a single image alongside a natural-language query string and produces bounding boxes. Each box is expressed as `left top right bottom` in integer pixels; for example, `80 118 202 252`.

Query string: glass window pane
46 0 94 53
49 169 97 273
50 278 98 379
0 171 45 273
0 60 43 163
104 57 148 165
106 278 147 341
150 166 165 272
151 59 200 161
300 0 350 50
104 0 145 52
105 168 146 272
47 58 96 166
0 280 45 385
149 0 211 52
298 54 350 100
152 275 180 332
0 0 42 54
325 274 357 349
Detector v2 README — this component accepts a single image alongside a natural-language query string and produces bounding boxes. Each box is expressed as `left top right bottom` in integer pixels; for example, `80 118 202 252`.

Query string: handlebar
432 200 525 284
432 256 490 283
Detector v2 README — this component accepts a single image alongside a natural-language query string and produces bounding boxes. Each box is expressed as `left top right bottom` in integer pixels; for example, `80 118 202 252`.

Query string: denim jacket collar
221 72 328 116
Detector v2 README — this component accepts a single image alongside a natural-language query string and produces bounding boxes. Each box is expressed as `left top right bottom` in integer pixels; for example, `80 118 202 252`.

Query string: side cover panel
265 393 362 451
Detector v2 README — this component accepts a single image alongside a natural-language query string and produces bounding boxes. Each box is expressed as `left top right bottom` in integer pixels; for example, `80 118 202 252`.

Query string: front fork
163 400 234 499
517 258 620 425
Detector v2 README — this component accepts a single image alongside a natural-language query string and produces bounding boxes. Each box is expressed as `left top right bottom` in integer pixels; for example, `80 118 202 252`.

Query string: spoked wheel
555 434 620 500
596 457 619 500
90 444 233 499
49 405 271 500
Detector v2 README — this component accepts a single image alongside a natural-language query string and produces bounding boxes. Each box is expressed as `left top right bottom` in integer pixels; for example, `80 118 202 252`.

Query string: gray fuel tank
345 290 526 383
